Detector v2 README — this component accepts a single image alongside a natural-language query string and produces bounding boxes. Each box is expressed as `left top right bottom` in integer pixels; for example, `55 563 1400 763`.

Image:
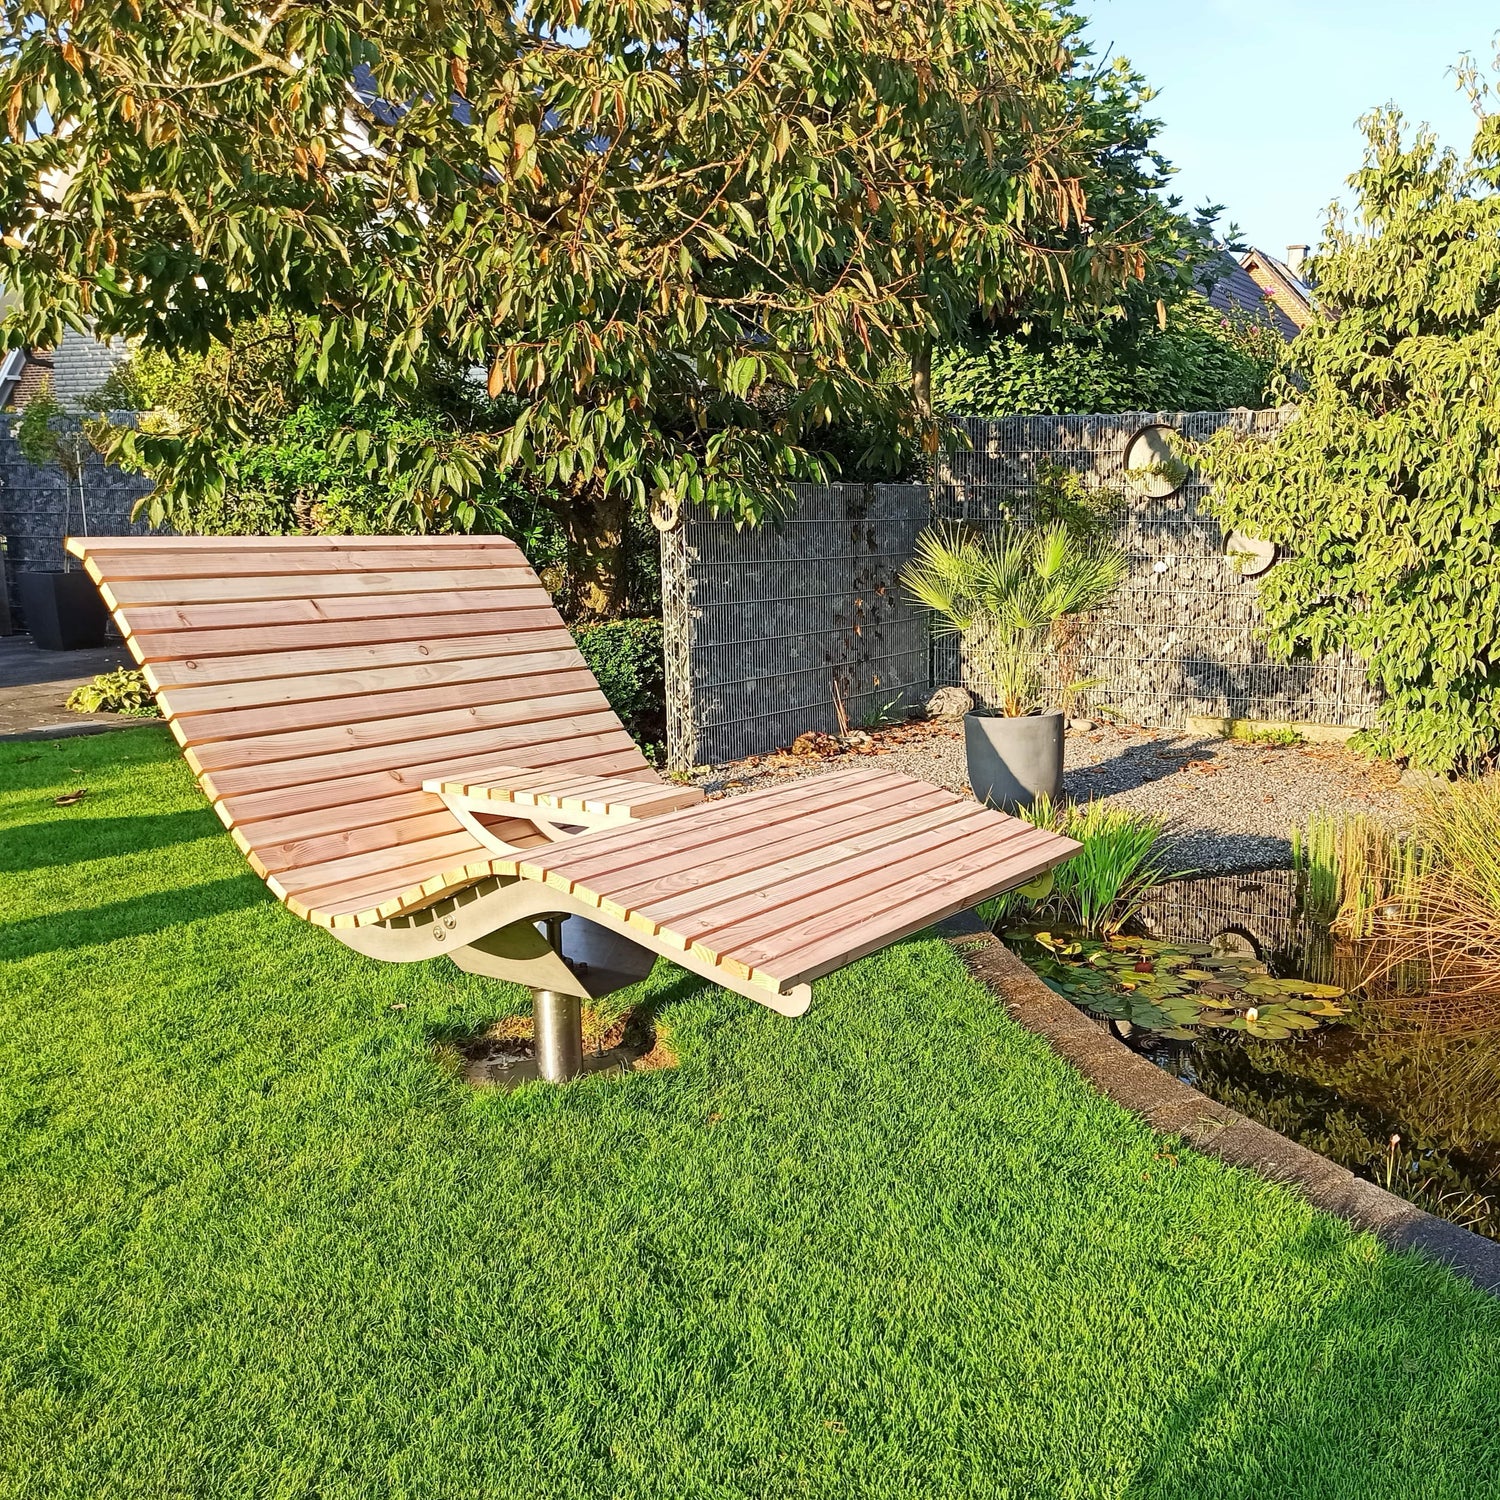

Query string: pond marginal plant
901 523 1125 716
982 797 1182 938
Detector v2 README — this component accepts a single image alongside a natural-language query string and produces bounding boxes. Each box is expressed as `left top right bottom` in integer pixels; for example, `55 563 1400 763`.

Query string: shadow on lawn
0 874 269 962
0 810 219 873
1124 1222 1500 1497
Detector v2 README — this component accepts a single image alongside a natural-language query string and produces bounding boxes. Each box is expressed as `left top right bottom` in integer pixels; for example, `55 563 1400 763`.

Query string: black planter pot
18 570 110 651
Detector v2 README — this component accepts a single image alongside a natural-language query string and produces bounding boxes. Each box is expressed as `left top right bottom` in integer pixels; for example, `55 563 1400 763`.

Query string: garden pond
1003 869 1500 1241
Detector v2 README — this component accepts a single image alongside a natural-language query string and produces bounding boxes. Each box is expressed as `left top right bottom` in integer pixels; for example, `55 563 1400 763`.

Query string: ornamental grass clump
1363 778 1500 1034
901 524 1124 716
984 797 1181 937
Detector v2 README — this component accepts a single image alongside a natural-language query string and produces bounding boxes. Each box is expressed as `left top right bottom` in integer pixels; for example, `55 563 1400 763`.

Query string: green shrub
67 668 160 718
1191 104 1500 772
571 619 665 754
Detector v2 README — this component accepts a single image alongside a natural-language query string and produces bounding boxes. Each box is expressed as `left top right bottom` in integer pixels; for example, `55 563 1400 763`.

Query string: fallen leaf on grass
53 788 89 806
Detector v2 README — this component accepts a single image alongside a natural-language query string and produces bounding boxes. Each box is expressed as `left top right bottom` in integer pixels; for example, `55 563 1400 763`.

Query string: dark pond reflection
1131 871 1500 1241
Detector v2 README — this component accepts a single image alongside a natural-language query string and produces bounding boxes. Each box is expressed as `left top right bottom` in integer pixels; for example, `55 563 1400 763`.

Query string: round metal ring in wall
1123 423 1188 499
1225 529 1277 577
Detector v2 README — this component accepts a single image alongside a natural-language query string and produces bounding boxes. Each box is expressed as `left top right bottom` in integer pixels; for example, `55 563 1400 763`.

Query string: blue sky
1082 0 1498 256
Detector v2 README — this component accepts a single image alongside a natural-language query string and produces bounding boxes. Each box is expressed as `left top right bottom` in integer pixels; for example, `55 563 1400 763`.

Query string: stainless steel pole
532 989 583 1083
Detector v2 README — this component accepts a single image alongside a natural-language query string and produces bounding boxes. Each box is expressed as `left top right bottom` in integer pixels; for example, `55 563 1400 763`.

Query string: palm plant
902 523 1125 715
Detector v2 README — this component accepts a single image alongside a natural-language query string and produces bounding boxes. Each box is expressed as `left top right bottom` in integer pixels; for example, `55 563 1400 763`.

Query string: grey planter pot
964 711 1064 812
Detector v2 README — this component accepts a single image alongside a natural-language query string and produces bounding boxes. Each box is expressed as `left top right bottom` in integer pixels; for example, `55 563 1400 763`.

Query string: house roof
1197 249 1303 342
1238 248 1315 332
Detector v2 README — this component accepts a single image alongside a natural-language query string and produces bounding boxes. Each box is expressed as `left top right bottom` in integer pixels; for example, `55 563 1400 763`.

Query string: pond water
1103 872 1500 1240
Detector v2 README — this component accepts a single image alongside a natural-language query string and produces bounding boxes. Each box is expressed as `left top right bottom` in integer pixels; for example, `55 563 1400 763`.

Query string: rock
1068 718 1096 732
925 686 974 720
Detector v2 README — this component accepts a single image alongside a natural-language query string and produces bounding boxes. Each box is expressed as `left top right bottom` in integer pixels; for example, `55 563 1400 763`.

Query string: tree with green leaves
1193 97 1500 772
931 44 1286 418
0 0 1152 614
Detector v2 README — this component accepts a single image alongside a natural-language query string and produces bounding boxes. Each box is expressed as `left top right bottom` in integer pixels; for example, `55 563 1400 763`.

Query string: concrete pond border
940 914 1500 1295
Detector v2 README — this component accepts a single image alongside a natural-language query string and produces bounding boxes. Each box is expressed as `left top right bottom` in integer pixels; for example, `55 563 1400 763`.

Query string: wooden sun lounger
66 534 1079 1079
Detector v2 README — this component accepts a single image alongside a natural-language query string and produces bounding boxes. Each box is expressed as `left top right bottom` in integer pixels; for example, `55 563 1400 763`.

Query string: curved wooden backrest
66 535 656 926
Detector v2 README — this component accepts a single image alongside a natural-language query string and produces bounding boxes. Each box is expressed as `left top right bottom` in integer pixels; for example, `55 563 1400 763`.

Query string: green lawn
3 730 1499 1499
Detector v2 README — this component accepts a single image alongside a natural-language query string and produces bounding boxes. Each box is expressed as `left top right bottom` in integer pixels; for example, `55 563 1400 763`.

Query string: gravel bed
695 719 1413 874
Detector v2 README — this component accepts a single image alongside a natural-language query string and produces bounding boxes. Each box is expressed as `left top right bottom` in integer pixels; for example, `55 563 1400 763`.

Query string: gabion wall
936 412 1379 730
662 482 930 768
0 422 151 629
664 412 1379 769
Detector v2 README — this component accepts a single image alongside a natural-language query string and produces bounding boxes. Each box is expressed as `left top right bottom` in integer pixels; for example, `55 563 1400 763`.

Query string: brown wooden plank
86 544 527 578
220 742 652 834
686 814 1046 966
740 828 1076 985
272 826 489 897
228 788 440 853
280 847 496 919
74 534 513 551
615 799 992 943
522 772 922 892
168 671 604 748
250 808 478 876
100 566 546 608
120 595 561 646
184 688 612 774
147 633 581 699
203 715 639 803
585 780 948 918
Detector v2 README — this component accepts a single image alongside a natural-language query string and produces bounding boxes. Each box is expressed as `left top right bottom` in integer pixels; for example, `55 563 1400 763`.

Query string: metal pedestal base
532 988 584 1083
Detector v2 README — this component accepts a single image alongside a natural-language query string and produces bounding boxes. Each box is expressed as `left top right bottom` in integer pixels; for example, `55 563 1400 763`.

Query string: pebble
698 721 1410 875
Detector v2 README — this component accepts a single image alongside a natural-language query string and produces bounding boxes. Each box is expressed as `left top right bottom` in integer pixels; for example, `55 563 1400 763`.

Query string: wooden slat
431 764 699 820
609 798 989 941
743 835 1074 988
120 595 561 646
87 544 526 578
171 673 602 752
201 715 639 803
250 809 482 876
590 784 956 925
185 688 613 774
99 566 544 608
74 533 502 550
520 771 916 891
273 826 490 898
146 631 580 697
220 741 652 833
690 817 1050 968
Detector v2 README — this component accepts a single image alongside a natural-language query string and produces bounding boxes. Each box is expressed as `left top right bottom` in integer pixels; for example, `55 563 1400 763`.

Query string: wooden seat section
66 535 659 924
427 764 704 828
493 767 1077 996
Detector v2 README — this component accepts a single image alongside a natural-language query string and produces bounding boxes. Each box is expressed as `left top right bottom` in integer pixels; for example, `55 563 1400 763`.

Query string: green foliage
571 618 665 752
0 0 1156 555
935 291 1287 418
1231 725 1303 747
1191 103 1500 772
65 668 160 718
12 382 66 468
1008 928 1346 1038
8 729 1500 1498
901 523 1124 714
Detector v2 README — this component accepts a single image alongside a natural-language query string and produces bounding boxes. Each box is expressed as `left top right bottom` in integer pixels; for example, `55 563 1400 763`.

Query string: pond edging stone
940 914 1500 1295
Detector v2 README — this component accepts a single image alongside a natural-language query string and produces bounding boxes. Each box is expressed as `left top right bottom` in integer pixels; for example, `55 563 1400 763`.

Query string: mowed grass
3 731 1500 1500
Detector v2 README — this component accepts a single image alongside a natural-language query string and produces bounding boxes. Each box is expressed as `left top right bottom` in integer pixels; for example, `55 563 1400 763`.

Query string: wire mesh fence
661 414 1379 769
934 412 1380 731
661 483 930 768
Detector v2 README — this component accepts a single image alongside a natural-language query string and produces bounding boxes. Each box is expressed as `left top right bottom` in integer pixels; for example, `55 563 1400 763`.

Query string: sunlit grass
4 730 1500 1498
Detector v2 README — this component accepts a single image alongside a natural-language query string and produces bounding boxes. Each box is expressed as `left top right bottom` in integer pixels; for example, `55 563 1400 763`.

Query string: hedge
570 618 666 754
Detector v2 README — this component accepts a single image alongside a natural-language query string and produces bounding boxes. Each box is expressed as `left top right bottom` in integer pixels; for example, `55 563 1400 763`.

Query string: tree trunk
542 480 634 622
